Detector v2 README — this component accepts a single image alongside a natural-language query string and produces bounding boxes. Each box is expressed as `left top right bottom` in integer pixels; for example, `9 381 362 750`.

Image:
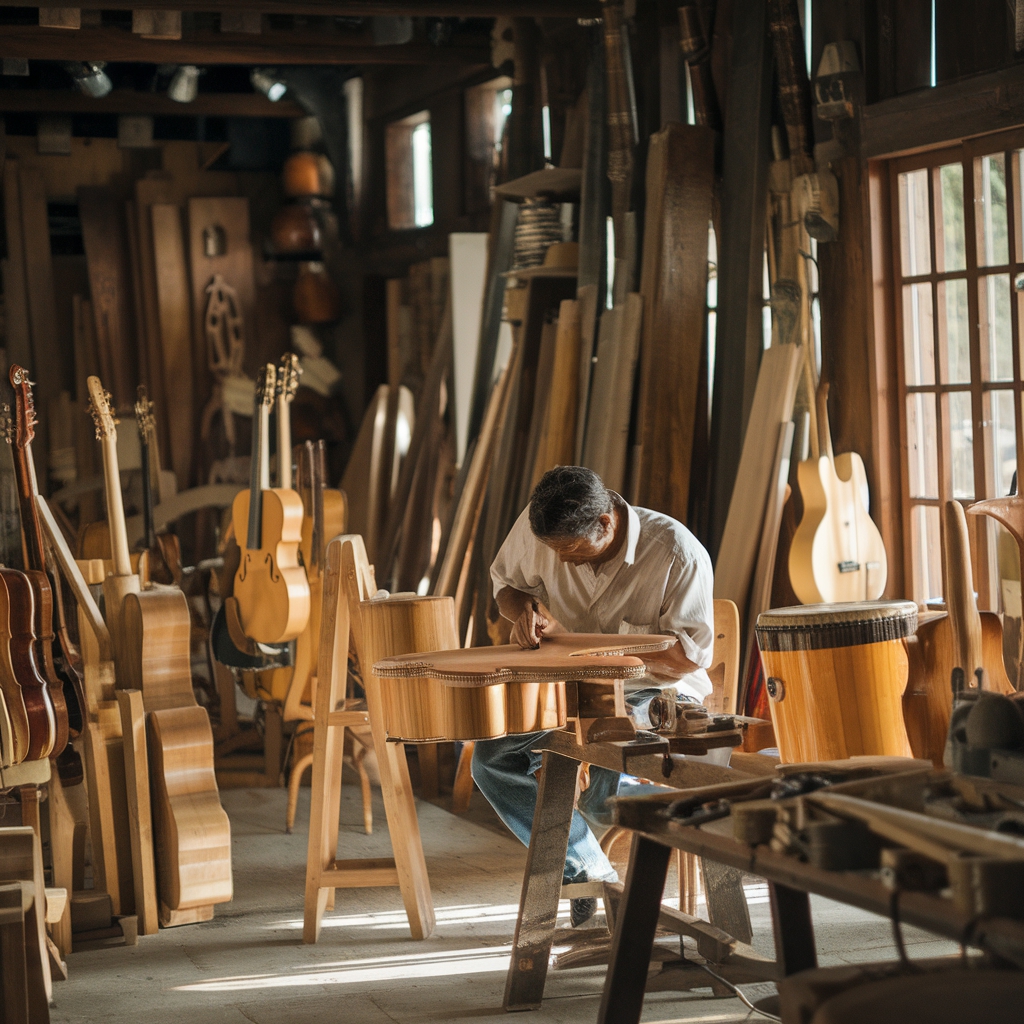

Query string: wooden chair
303 536 434 942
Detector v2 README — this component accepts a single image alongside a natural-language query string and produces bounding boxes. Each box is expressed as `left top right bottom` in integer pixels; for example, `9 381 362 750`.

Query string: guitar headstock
87 375 118 441
276 352 302 402
256 363 277 410
9 365 37 450
134 385 155 442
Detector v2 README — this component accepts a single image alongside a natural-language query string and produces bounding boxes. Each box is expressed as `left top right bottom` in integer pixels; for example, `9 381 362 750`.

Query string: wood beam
0 88 304 116
0 0 597 14
861 63 1024 158
708 0 773 559
0 24 490 64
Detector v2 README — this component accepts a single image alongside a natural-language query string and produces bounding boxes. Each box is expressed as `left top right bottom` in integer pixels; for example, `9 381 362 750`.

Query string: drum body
755 601 918 763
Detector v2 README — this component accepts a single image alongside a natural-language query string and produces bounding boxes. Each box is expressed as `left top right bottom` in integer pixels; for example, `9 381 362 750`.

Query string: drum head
756 601 918 652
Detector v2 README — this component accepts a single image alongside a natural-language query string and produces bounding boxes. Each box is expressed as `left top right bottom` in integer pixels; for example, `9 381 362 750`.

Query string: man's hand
496 586 563 649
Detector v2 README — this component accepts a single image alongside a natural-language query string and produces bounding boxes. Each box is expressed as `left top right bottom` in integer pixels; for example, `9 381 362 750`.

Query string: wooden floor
51 781 961 1024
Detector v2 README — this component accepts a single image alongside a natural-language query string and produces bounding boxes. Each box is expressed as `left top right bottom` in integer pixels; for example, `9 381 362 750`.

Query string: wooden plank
0 25 490 64
116 690 158 936
861 63 1024 159
0 0 601 13
449 232 489 467
631 123 713 520
78 186 137 409
582 294 642 493
3 160 32 378
151 202 194 490
708 0 773 557
530 299 580 489
0 88 302 117
713 344 803 626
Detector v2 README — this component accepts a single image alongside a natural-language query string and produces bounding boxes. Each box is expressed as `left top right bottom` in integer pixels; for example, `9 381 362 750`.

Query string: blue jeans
471 689 664 885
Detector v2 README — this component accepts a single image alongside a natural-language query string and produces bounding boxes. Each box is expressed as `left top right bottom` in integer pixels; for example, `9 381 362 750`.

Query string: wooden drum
755 601 918 763
360 596 566 741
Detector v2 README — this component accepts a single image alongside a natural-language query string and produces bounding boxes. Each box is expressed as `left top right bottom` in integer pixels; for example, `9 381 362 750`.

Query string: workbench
597 783 1024 1024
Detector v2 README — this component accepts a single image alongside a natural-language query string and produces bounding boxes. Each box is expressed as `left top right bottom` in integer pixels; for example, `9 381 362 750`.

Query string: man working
472 465 714 926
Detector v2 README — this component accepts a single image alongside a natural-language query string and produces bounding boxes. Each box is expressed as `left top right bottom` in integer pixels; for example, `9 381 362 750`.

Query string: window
464 77 513 214
385 110 433 230
892 131 1024 605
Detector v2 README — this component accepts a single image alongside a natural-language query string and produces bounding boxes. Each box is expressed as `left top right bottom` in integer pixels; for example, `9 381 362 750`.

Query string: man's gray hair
528 466 612 540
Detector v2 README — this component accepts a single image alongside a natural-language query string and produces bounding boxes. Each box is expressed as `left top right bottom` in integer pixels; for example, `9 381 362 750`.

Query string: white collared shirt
490 496 715 700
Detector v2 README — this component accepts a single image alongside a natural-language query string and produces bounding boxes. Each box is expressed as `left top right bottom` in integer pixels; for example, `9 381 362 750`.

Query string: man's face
541 513 615 565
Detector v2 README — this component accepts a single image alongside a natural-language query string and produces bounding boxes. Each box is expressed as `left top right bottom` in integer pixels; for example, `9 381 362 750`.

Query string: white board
449 232 489 467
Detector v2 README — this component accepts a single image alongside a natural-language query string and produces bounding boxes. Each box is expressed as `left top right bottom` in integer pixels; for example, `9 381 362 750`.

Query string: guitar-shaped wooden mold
231 364 310 645
789 382 887 604
8 369 82 756
134 386 182 586
87 374 232 923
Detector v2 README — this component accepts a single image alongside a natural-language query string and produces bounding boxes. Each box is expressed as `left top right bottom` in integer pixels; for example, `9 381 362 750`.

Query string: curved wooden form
0 572 30 766
120 590 194 712
147 705 233 915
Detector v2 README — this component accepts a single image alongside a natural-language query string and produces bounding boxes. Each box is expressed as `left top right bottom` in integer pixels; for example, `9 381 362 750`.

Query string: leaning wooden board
151 202 195 490
78 186 138 408
714 343 804 626
631 122 715 523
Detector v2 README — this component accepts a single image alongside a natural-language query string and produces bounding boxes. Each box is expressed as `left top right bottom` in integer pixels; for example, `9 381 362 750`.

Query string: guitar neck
12 442 47 571
139 435 157 549
816 382 834 463
246 402 265 550
101 433 133 577
276 393 292 489
313 441 325 572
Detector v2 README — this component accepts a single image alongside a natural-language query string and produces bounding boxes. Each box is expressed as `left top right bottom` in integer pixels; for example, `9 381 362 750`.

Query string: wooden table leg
769 882 817 975
597 834 672 1024
503 750 579 1012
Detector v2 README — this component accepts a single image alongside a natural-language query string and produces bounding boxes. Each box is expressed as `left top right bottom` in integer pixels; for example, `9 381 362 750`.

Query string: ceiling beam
0 88 304 116
0 24 491 63
0 1 598 14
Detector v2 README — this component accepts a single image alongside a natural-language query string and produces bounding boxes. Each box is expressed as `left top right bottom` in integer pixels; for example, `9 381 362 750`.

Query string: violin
232 363 309 645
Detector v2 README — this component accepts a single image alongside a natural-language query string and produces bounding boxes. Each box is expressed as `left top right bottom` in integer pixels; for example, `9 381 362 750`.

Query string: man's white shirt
490 495 715 701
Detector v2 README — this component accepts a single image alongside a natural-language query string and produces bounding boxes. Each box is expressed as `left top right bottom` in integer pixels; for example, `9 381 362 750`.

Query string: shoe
570 897 597 929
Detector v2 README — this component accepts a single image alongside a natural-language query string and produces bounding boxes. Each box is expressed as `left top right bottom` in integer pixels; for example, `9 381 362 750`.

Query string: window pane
902 283 935 385
911 504 943 603
975 153 1008 267
907 392 939 498
934 162 966 272
986 389 1018 499
898 168 931 276
948 391 975 499
937 278 970 383
979 273 1012 381
1015 150 1024 263
411 120 434 228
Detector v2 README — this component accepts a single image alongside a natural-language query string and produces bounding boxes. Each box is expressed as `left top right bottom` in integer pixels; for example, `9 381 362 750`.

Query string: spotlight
65 61 112 99
168 64 201 103
251 68 287 102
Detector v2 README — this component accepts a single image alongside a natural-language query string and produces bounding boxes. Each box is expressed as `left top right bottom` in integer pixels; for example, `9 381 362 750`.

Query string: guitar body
789 451 887 604
232 488 309 644
120 590 195 712
903 610 1014 766
0 569 55 760
23 569 69 757
0 573 30 766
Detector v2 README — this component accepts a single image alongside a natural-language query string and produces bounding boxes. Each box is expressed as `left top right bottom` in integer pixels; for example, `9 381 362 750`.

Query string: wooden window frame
385 109 432 232
888 126 1024 608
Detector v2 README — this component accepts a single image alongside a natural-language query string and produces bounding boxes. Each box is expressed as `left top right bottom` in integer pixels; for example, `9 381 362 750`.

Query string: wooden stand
303 536 435 943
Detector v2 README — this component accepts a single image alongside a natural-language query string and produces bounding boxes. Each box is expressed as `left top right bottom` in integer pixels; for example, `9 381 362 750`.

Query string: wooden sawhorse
502 729 774 1010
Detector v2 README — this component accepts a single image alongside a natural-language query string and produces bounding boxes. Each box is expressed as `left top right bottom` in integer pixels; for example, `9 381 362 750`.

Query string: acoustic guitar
232 364 309 645
10 369 88 750
0 567 32 766
88 374 233 922
903 499 1014 765
789 382 887 604
134 386 182 586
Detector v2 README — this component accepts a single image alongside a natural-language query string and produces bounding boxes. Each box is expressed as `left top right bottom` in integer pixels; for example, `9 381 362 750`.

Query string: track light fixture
250 68 287 102
64 61 112 99
168 64 201 103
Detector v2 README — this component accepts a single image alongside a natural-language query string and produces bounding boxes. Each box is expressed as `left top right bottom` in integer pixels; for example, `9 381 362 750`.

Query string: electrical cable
694 960 781 1021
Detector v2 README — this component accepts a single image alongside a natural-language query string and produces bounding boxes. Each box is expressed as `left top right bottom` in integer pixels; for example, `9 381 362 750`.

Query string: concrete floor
50 778 960 1024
